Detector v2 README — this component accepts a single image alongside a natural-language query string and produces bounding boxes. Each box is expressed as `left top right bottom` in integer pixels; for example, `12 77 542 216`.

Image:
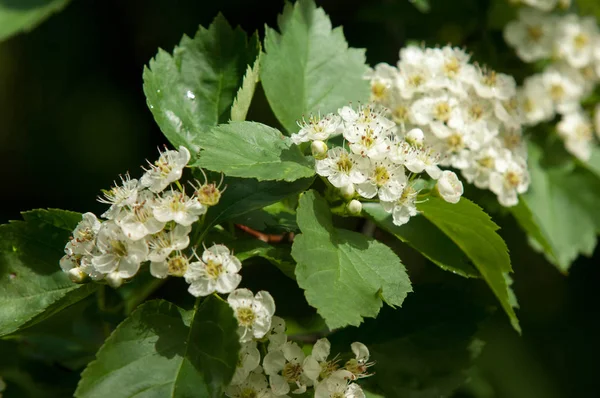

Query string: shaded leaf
363 203 478 278
231 56 260 121
292 191 412 329
75 297 240 398
261 0 370 133
143 14 259 151
0 0 71 41
418 198 520 333
0 209 96 337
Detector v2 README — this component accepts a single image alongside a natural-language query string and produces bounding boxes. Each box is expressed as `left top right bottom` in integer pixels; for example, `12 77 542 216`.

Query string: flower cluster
227 317 371 398
365 45 529 207
504 7 600 161
59 146 225 289
292 105 464 226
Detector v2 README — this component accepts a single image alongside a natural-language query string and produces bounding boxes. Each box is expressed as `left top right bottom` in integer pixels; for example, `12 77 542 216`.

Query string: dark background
0 0 598 397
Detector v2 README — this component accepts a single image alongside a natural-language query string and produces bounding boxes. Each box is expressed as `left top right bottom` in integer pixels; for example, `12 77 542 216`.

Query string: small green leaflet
292 191 412 329
261 0 370 133
0 209 96 337
75 297 240 398
231 56 260 121
0 0 71 41
418 197 520 333
193 121 315 181
143 14 259 151
512 142 600 273
363 203 478 278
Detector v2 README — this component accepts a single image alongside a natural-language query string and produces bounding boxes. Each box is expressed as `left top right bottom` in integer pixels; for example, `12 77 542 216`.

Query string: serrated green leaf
261 0 370 133
513 142 600 273
75 297 240 398
199 173 314 235
143 14 259 151
231 56 260 121
226 239 296 280
291 190 412 329
0 0 71 42
363 203 478 278
418 198 520 333
330 285 487 398
0 209 96 337
193 121 315 181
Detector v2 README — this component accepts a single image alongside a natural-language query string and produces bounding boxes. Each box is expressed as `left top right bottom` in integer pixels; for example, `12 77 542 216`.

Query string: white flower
366 63 398 103
518 0 559 11
91 221 149 279
405 128 424 146
382 185 419 227
152 189 206 226
263 342 315 395
344 342 373 380
303 338 341 383
184 244 242 297
424 46 474 95
489 158 530 207
462 145 507 189
65 212 101 256
228 288 276 342
146 224 191 262
291 114 341 144
347 199 363 215
150 250 190 278
541 65 585 115
436 170 463 204
557 111 594 161
410 95 459 126
404 148 442 179
465 68 516 101
115 191 165 241
314 370 365 398
356 159 407 202
338 104 394 130
396 46 433 98
226 366 274 398
429 123 473 169
141 146 191 193
345 124 392 160
231 341 262 386
555 15 598 68
98 174 139 219
504 8 555 62
315 147 370 189
520 75 555 124
266 316 287 352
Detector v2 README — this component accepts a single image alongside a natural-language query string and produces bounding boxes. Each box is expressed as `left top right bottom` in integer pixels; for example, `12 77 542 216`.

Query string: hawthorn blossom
184 244 242 297
436 170 464 204
141 146 191 193
152 189 206 226
228 289 276 342
263 342 316 395
315 147 369 189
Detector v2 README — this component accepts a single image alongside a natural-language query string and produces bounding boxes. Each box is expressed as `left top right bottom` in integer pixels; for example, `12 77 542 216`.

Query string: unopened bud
406 128 424 146
347 199 363 215
106 272 124 289
68 267 87 284
339 184 355 199
311 140 328 159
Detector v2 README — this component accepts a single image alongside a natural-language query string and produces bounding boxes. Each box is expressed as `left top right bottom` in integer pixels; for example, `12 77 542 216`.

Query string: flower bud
311 140 328 159
68 267 87 284
406 128 424 146
106 272 124 289
435 170 463 204
347 199 363 215
339 184 355 199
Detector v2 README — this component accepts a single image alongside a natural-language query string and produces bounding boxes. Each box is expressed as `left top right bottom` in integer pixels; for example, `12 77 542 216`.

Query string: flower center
360 129 377 149
434 102 451 122
76 228 95 242
110 239 128 257
345 358 367 377
336 153 353 173
527 25 543 42
477 156 494 169
239 388 258 398
282 362 303 383
574 33 589 49
505 171 521 188
469 104 484 120
392 105 409 123
133 202 153 222
374 166 390 186
371 81 387 100
483 71 497 87
447 133 464 151
408 73 424 87
550 84 564 100
168 256 188 277
236 307 256 327
205 259 223 279
319 360 340 380
196 184 221 206
444 57 460 77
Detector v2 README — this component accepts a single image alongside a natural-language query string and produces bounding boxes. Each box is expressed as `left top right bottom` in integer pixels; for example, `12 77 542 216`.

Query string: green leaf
418 197 520 333
261 0 370 133
512 142 600 273
143 14 259 151
75 297 240 398
363 203 478 278
0 209 96 337
231 56 260 121
200 174 314 233
0 0 71 42
330 285 487 398
409 0 431 13
291 190 412 329
193 121 315 181
226 239 296 280
581 144 600 180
